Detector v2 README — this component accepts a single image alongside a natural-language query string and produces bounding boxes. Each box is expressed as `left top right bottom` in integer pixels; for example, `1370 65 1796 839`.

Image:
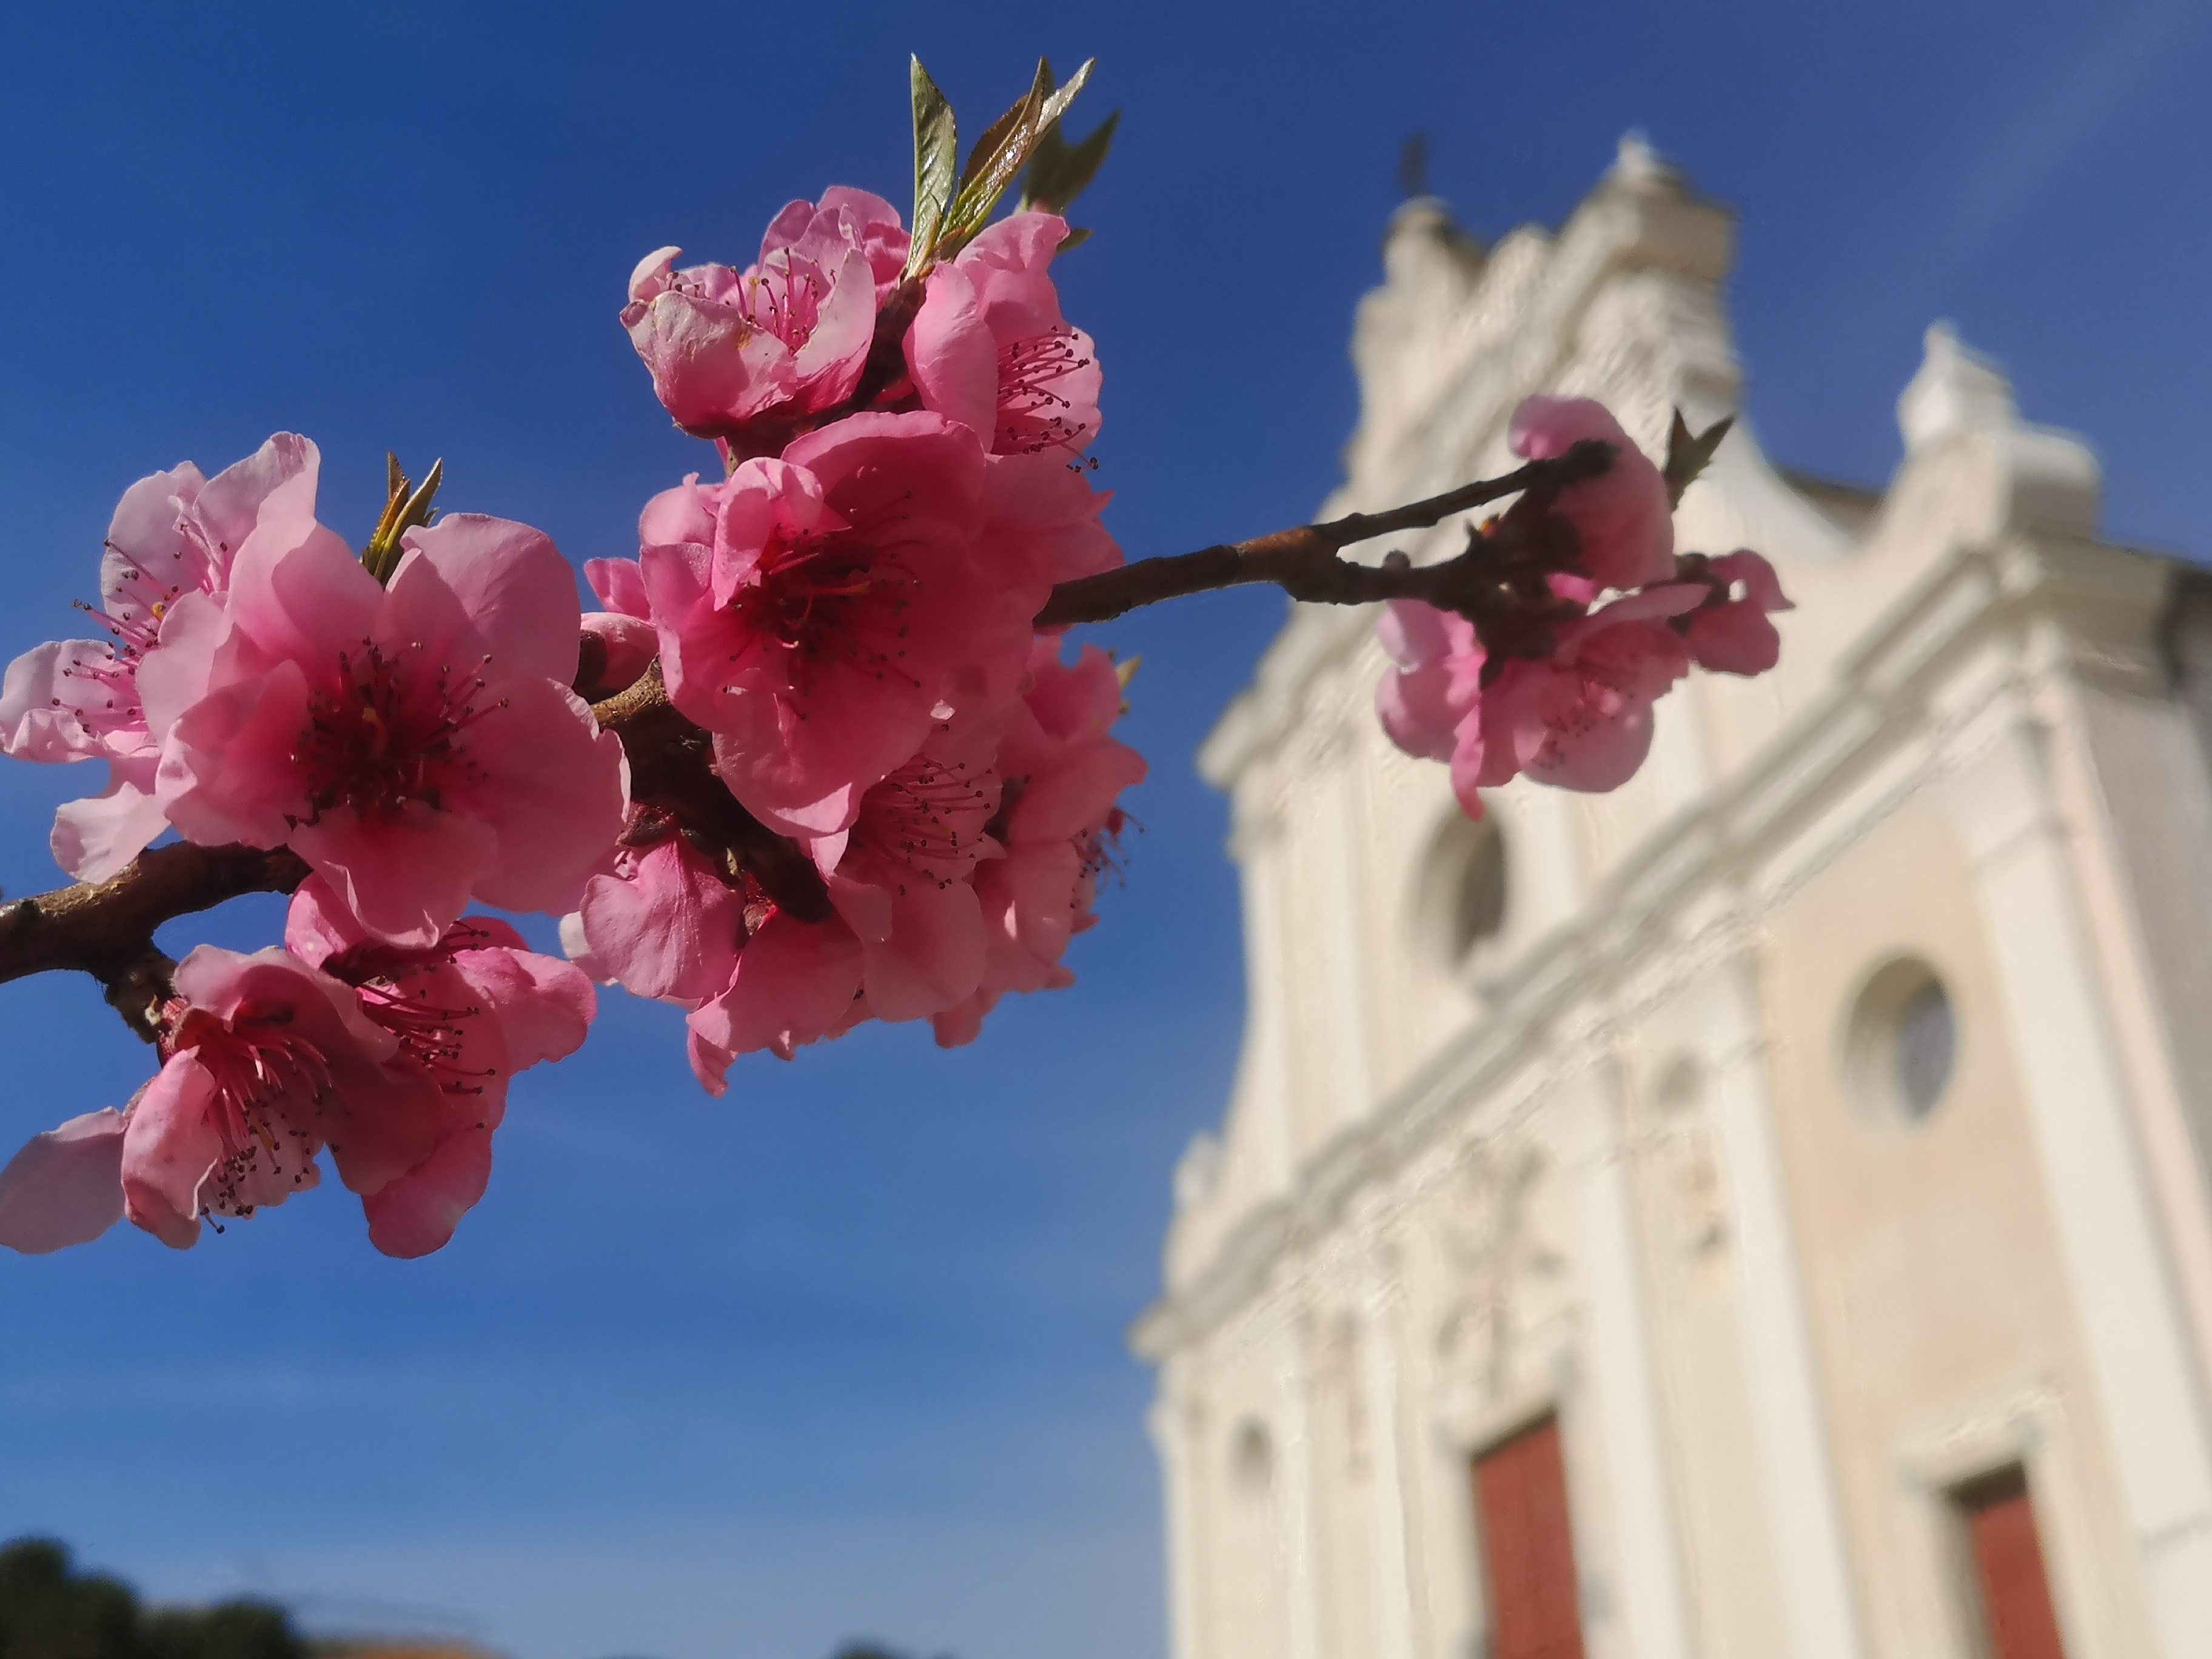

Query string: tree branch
1035 440 1614 628
0 843 310 1041
0 443 1606 1031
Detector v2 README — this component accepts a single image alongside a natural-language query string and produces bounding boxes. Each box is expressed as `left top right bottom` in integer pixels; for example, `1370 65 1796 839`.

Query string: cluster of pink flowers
0 128 1785 1262
1375 397 1791 817
0 435 628 916
0 437 620 1255
0 185 1143 1254
0 890 592 1259
578 192 1139 1094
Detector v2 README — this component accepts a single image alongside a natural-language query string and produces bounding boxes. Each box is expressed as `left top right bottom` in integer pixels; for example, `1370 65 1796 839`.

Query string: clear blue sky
1 4 2207 1657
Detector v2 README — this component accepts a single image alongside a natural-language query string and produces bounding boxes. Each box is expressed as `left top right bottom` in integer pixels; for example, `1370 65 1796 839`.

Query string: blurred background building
1134 141 2212 1659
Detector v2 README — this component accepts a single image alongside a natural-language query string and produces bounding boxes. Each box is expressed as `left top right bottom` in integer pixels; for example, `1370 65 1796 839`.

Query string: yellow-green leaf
905 55 959 280
940 57 1094 254
1021 107 1118 216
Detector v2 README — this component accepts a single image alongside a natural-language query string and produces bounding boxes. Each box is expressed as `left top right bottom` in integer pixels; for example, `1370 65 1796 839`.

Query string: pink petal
0 640 112 763
931 991 996 1050
757 199 817 259
1709 549 1794 612
690 912 865 1061
224 473 381 666
283 875 363 967
1007 739 1147 845
155 660 314 850
52 768 169 883
983 452 1120 582
101 463 208 618
1686 604 1782 675
628 245 682 303
786 246 875 396
816 186 911 293
461 681 629 917
361 1130 494 1258
581 613 656 688
906 263 1000 440
0 1108 126 1253
1509 395 1674 591
625 286 788 431
585 555 655 619
400 514 583 685
860 879 987 1024
290 803 503 950
688 1028 737 1097
137 588 246 738
1445 708 1491 819
189 434 317 581
575 838 745 1005
120 1058 222 1250
453 948 595 1071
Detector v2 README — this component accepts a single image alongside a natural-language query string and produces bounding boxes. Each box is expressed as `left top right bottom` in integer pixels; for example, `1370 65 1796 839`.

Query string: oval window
1844 957 1959 1123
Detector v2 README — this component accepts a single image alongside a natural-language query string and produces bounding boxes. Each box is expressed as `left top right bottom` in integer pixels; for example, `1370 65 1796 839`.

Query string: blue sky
0 4 2207 1657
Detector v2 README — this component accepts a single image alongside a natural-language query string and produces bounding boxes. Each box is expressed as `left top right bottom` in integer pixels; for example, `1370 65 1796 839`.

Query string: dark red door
1960 1468 2067 1659
1472 1416 1586 1659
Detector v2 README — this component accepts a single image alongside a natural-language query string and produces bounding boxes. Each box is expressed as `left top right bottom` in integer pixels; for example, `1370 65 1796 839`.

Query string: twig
0 843 310 1041
1034 441 1614 628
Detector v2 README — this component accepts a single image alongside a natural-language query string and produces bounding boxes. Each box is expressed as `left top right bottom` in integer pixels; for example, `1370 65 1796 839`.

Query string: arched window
1419 811 1509 967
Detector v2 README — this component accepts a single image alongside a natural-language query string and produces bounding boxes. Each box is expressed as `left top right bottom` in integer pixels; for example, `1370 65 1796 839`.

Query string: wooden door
1472 1416 1586 1659
1959 1467 2067 1659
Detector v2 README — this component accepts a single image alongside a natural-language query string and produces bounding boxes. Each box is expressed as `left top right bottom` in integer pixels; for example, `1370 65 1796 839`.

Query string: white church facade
1133 142 2212 1659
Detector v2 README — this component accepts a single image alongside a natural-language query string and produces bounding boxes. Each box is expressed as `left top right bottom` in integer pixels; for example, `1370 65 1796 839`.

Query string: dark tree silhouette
0 1540 304 1659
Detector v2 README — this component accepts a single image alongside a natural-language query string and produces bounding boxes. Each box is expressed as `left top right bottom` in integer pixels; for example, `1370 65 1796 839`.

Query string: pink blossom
571 833 748 1008
286 878 594 1256
1478 587 1701 793
1373 600 1490 817
808 729 1004 1023
119 945 431 1249
931 642 1147 1047
622 190 908 451
562 825 870 1090
1683 549 1793 676
907 212 1101 458
1509 396 1675 592
641 412 1047 837
0 435 316 881
902 212 1119 583
685 907 868 1084
771 187 911 301
155 496 628 948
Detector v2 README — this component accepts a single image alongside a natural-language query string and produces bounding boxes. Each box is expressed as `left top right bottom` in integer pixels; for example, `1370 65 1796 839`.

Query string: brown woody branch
0 843 312 1041
1035 440 1615 628
0 443 1610 1034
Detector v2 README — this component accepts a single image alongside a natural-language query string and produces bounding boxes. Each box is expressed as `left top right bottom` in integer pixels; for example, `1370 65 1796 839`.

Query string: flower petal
0 1108 126 1254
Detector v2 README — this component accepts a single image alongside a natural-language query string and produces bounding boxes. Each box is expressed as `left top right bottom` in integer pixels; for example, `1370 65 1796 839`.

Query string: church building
1133 141 2212 1659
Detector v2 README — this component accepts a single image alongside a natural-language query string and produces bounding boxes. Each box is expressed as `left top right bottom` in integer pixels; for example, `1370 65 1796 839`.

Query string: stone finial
1610 130 1677 190
1897 323 2018 451
1896 321 2100 532
1381 195 1478 283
